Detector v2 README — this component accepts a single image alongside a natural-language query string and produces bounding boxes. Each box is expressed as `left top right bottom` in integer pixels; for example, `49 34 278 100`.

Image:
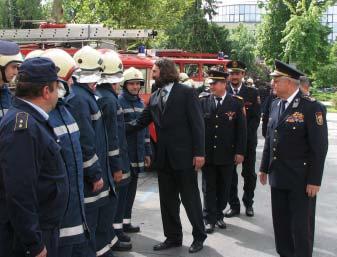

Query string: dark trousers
11 228 59 257
58 242 88 257
85 197 117 257
113 182 129 237
271 187 316 257
157 165 206 243
124 173 139 224
202 164 234 224
229 140 257 209
0 222 13 257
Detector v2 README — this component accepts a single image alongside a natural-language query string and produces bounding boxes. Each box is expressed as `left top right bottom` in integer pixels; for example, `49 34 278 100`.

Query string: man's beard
154 78 165 88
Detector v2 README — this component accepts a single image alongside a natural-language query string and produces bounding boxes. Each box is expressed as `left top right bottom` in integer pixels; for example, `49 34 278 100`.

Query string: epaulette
14 112 29 131
199 92 211 98
301 95 316 102
232 95 243 101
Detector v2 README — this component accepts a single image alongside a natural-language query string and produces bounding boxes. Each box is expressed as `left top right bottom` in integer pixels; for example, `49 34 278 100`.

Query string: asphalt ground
116 113 337 257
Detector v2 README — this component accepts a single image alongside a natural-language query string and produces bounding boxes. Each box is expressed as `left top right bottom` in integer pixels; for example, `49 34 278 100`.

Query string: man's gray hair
299 76 310 87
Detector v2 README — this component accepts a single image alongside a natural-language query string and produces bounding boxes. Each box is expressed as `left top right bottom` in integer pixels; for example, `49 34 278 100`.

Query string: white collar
213 92 227 101
231 84 242 93
19 98 49 120
163 82 174 92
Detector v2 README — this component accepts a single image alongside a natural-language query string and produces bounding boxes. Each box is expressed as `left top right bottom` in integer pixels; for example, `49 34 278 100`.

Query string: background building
211 0 337 41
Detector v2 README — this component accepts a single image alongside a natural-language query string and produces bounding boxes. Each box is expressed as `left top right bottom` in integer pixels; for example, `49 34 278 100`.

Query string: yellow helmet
98 49 124 84
122 67 144 87
73 46 103 83
24 50 44 59
41 49 78 81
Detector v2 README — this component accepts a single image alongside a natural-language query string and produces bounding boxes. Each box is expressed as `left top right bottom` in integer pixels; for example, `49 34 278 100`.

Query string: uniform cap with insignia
270 60 305 80
207 69 229 84
227 60 246 73
18 57 60 83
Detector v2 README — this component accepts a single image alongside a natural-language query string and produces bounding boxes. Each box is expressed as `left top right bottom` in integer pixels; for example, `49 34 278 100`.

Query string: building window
213 4 264 24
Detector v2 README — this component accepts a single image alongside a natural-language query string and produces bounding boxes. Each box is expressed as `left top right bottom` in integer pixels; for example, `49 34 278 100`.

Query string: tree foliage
164 0 231 53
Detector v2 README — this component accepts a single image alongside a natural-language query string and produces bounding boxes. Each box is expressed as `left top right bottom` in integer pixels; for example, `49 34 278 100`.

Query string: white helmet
41 48 78 81
73 46 103 83
24 49 44 59
98 49 124 84
122 67 144 87
0 40 23 83
179 72 189 83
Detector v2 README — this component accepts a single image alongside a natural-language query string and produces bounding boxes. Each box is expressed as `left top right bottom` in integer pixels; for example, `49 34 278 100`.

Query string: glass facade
322 5 337 42
212 4 264 24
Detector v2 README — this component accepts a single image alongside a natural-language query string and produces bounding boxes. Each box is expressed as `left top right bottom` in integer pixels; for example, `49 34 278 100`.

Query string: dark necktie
234 88 238 95
279 100 287 120
215 97 222 109
160 88 168 109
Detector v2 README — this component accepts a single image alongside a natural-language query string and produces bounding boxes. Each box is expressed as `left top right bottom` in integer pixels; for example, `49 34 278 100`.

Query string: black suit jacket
127 82 205 170
260 92 328 189
228 84 261 144
200 93 247 165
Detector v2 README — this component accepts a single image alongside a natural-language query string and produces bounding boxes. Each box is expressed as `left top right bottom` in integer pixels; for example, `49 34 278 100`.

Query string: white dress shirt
19 98 49 120
282 89 299 110
213 92 227 106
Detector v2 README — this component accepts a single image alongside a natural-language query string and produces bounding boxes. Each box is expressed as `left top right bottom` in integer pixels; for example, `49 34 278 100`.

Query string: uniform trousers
157 163 206 243
271 187 316 257
123 173 138 225
229 138 257 209
113 182 129 237
202 164 234 224
58 242 88 257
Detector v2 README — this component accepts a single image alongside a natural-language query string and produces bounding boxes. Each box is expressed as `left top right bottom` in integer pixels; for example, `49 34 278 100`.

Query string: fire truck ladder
0 25 157 44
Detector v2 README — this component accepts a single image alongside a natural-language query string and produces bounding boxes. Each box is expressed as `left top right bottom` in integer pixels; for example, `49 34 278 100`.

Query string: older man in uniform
259 60 328 257
0 57 69 257
199 70 247 233
226 60 261 217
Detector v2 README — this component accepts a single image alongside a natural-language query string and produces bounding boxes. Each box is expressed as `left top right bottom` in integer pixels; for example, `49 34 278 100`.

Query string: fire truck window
138 69 147 94
203 64 225 77
184 64 199 78
175 64 180 72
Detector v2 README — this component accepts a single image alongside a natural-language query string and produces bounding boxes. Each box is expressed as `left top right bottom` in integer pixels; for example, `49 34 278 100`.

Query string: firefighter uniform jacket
0 98 68 256
48 98 87 246
199 93 247 165
260 92 328 189
67 82 115 209
119 90 151 173
96 84 131 185
0 84 12 122
227 83 261 144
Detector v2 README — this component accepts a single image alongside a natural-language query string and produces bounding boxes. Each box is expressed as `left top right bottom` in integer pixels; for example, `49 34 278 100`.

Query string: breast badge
225 111 236 121
286 112 304 123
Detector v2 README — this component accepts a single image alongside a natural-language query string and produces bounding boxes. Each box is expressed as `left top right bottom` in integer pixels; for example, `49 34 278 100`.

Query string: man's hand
193 156 205 171
144 156 151 168
113 170 123 183
234 154 244 165
36 247 47 257
306 184 320 198
259 172 268 185
92 178 104 192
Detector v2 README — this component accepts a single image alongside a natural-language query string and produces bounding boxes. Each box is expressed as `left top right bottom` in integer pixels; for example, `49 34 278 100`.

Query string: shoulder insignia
301 95 316 102
315 112 324 126
14 112 29 131
233 95 243 100
199 92 210 98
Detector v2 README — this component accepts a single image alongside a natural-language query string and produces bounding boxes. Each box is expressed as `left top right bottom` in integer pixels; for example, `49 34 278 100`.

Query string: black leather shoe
111 241 132 251
123 224 140 233
216 219 227 229
117 232 131 242
224 208 240 218
246 206 254 217
205 223 215 234
153 240 182 251
189 240 204 253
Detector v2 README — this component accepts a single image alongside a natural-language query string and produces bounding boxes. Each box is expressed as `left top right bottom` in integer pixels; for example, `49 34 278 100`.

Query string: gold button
213 146 217 149
273 139 276 142
214 135 217 138
274 130 277 133
304 162 307 166
216 115 218 118
215 125 218 128
273 148 276 151
293 127 296 130
273 157 277 160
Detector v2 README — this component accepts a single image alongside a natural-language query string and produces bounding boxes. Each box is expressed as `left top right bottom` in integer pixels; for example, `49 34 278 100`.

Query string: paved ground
117 113 337 257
